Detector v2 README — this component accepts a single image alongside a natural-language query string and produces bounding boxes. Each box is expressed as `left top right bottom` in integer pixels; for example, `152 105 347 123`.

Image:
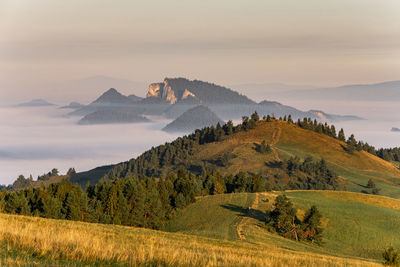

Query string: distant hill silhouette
127 94 143 102
163 105 224 133
16 99 55 107
78 110 149 125
93 88 134 105
69 88 136 117
275 80 400 101
60 102 84 109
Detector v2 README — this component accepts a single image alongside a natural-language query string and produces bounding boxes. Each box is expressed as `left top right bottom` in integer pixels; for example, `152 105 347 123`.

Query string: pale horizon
1 0 400 104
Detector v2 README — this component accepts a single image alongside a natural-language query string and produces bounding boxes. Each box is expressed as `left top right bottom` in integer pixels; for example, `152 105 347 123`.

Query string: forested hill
92 114 400 198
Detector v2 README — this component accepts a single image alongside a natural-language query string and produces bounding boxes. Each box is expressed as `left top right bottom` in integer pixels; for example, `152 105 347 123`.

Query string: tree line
0 158 339 230
284 115 399 162
103 113 399 184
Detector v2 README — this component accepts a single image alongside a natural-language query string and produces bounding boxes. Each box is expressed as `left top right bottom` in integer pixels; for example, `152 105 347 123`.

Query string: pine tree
43 196 62 219
175 193 187 209
223 120 234 135
330 125 337 138
346 134 357 154
338 128 346 141
269 195 299 241
287 115 293 123
367 178 376 189
64 191 82 221
241 116 249 131
301 205 323 244
251 111 259 122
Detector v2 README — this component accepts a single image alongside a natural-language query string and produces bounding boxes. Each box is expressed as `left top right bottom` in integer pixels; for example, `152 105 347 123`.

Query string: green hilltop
94 117 400 198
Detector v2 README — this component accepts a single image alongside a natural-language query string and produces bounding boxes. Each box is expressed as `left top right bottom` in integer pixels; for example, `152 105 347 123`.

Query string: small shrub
383 246 400 266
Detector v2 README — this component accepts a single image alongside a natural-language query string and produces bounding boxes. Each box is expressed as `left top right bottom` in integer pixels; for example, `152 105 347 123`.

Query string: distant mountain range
62 77 363 126
15 99 55 107
163 105 224 133
274 80 400 102
231 83 316 102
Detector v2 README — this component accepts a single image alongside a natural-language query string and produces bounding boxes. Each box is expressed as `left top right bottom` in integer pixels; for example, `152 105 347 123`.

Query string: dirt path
237 193 259 240
271 127 282 145
270 127 282 160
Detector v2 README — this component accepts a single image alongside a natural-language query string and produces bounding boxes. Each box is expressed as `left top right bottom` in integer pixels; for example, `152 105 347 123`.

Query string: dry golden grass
314 190 400 210
189 120 400 197
0 213 381 266
193 120 400 178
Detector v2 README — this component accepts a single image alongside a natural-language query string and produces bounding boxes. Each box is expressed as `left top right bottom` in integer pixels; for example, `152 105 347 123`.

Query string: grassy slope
286 191 400 259
0 211 379 267
189 120 400 197
168 191 400 263
166 193 255 240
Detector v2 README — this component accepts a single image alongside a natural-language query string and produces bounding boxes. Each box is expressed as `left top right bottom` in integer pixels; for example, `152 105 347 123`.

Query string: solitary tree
269 195 299 241
382 246 400 266
367 178 376 189
301 205 323 244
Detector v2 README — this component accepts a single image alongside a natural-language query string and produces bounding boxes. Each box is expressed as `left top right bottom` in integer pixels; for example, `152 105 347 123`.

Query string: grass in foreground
169 190 400 264
0 211 380 266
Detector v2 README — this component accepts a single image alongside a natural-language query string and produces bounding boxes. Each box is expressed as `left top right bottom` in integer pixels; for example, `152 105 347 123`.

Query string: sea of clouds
0 100 398 185
0 106 179 185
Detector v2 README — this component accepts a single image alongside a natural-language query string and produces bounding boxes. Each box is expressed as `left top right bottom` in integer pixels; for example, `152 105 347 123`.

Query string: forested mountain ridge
146 77 255 105
97 116 400 198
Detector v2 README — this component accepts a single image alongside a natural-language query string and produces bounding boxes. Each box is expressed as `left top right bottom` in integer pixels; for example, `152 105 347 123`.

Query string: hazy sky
1 0 399 103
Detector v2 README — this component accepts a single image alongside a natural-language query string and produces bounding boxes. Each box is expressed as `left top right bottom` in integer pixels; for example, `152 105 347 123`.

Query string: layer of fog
1 98 399 185
272 98 400 149
0 106 179 185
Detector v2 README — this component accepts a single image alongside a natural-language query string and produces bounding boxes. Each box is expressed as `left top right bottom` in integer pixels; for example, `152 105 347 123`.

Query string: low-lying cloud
0 106 179 184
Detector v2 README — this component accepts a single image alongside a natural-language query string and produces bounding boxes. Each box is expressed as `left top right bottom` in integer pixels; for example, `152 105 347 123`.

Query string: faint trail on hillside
270 127 282 160
237 193 259 240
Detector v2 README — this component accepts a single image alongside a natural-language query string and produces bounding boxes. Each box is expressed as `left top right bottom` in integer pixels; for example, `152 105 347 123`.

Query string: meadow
0 190 393 266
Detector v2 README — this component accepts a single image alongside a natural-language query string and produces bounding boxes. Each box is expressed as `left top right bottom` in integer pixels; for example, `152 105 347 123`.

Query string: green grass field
166 193 255 240
286 191 400 259
2 190 395 266
168 190 400 262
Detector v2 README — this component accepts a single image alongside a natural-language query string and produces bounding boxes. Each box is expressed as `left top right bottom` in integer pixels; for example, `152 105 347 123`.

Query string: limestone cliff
145 77 254 105
146 79 179 104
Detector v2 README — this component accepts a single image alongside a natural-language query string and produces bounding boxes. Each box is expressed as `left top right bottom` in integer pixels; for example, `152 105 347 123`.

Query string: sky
0 0 400 104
